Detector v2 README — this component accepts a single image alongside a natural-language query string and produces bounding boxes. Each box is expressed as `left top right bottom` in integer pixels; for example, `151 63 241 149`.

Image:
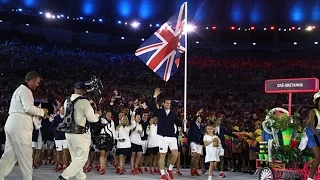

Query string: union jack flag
135 3 187 82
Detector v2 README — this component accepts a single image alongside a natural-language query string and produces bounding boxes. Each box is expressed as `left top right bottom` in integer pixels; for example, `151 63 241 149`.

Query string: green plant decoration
265 109 300 132
272 145 303 166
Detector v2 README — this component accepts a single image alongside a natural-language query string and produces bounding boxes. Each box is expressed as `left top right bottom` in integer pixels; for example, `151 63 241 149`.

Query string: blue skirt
306 126 320 148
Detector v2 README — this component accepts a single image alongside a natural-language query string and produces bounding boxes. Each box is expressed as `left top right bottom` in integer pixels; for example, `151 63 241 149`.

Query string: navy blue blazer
151 97 182 137
217 124 238 149
188 121 204 145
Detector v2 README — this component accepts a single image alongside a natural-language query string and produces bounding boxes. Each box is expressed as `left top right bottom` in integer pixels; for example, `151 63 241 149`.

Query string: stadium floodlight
156 24 160 27
150 24 152 27
18 8 22 12
52 15 55 19
253 42 256 46
118 21 122 24
99 19 102 22
45 13 51 18
141 38 145 41
234 42 237 45
315 42 318 45
121 37 125 40
196 41 199 44
131 21 140 28
293 42 297 45
185 24 197 32
39 12 43 15
80 17 83 20
57 15 60 19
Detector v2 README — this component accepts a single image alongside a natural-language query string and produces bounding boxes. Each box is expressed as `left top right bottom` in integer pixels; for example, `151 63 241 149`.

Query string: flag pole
183 2 188 132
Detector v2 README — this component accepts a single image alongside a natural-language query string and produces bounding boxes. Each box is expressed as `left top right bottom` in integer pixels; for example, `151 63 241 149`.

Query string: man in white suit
0 71 48 180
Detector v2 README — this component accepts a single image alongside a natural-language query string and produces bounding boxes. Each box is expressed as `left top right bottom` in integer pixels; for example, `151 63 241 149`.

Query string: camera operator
58 82 101 180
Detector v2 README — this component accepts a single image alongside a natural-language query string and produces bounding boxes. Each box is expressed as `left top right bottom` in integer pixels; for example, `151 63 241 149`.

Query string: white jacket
130 123 143 145
6 84 44 133
115 120 136 149
100 118 116 139
147 124 159 148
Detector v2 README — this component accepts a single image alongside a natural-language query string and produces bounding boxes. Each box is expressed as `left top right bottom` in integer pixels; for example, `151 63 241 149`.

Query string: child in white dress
203 124 221 180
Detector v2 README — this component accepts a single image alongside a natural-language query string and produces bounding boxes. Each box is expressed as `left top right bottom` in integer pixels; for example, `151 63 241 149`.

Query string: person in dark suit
188 109 204 176
151 88 185 180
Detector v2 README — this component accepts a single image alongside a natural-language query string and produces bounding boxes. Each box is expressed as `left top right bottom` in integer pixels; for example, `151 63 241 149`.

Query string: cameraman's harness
59 96 86 134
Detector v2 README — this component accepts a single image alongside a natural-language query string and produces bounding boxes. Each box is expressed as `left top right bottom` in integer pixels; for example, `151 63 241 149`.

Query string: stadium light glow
117 21 122 24
141 38 145 41
185 24 197 32
18 8 22 12
39 12 43 15
57 15 60 19
196 41 199 44
52 15 56 19
293 42 297 45
80 17 83 20
264 28 267 30
206 27 209 29
61 15 64 18
99 19 102 22
149 24 152 27
231 26 235 30
86 31 89 33
131 21 140 28
26 24 29 26
253 42 256 45
0 20 2 23
315 41 318 45
45 13 51 18
234 42 237 45
121 37 125 40
156 24 160 27
270 26 275 30
93 19 95 22
238 28 241 30
212 26 216 30
306 26 315 31
250 26 255 30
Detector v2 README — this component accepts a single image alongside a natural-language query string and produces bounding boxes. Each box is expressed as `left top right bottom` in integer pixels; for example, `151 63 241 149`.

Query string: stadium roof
1 0 320 28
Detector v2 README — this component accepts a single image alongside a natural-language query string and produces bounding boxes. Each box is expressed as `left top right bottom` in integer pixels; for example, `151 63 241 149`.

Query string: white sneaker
208 176 213 180
307 178 314 180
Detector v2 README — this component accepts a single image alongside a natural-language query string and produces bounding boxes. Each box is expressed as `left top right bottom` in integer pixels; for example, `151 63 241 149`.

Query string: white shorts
32 134 43 150
190 142 203 155
158 136 178 153
44 140 55 150
55 140 68 151
219 148 225 156
141 140 148 154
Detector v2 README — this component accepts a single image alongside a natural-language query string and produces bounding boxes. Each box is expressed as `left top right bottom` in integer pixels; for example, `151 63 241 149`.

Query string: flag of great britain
135 3 186 82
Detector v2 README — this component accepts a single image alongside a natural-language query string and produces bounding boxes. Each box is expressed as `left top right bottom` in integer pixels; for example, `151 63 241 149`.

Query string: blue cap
75 82 86 90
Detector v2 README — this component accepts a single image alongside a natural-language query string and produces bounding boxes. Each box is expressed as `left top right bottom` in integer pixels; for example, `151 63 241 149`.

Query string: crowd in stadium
0 38 317 179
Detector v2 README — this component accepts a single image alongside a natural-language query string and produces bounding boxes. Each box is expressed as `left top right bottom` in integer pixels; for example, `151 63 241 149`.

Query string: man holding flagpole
135 3 187 179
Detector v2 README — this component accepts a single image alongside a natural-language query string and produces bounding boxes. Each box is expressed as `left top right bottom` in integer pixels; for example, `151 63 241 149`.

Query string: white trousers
0 130 33 180
61 133 90 180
